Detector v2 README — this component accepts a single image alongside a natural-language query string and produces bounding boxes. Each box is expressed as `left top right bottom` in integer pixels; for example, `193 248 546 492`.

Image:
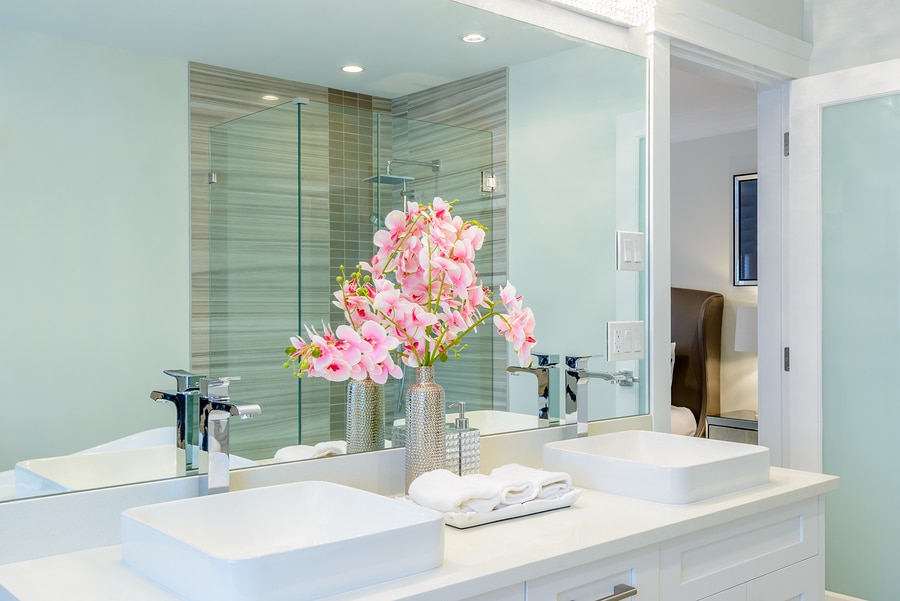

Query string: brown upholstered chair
671 287 724 437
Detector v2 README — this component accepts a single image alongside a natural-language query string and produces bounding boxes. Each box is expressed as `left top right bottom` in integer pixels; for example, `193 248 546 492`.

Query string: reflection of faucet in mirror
506 353 561 425
564 356 638 437
150 369 206 475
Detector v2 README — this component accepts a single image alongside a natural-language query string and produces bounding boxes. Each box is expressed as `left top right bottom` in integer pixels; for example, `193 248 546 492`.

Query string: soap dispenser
446 401 480 476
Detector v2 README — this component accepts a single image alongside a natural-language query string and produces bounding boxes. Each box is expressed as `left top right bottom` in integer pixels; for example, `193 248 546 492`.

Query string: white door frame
787 56 900 472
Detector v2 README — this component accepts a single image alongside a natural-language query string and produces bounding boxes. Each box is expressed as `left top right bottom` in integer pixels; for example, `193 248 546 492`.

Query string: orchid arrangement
285 197 536 383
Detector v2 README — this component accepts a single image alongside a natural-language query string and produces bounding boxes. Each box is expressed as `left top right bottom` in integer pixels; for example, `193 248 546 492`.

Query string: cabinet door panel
747 557 820 601
526 549 658 601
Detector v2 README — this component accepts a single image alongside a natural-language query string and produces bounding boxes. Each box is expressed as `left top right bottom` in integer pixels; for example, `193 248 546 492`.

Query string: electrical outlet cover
607 321 645 361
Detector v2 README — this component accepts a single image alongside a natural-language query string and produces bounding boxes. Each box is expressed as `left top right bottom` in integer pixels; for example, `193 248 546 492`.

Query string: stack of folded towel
408 463 573 514
273 440 347 462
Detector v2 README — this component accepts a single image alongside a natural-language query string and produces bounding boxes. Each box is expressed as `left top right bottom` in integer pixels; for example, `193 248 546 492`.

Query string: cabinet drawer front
747 556 820 601
527 549 659 601
660 499 818 601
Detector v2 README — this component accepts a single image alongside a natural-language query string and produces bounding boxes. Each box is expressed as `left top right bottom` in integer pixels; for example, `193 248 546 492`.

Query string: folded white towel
490 463 573 501
312 440 347 458
408 469 505 514
273 440 347 462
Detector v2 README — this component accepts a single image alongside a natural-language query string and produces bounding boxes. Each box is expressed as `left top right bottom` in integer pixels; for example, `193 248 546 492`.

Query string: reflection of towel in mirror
490 463 573 502
273 441 348 462
409 469 519 514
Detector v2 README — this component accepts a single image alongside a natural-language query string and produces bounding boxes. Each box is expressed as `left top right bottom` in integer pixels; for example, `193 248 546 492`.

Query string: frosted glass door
789 57 900 601
819 93 900 601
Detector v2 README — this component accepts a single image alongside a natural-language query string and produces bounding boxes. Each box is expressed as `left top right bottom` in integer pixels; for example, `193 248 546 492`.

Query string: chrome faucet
564 356 638 437
199 377 261 494
506 353 561 424
150 369 205 474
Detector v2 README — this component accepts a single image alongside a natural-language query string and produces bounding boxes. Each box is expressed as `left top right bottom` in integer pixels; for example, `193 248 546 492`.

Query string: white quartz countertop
0 467 838 601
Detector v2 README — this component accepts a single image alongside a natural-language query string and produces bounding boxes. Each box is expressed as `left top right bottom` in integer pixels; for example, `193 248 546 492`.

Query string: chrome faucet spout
198 376 261 494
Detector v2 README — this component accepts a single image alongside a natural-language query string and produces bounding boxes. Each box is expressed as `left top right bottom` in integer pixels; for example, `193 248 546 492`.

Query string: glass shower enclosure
208 99 494 460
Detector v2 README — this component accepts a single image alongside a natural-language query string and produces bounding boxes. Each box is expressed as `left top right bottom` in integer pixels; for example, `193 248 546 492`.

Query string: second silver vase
404 365 445 489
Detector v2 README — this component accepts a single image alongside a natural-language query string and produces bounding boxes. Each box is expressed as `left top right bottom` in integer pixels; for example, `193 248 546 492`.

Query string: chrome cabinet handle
588 584 638 601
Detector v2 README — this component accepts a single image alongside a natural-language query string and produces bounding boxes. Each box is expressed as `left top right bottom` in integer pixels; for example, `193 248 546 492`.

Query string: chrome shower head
363 174 415 185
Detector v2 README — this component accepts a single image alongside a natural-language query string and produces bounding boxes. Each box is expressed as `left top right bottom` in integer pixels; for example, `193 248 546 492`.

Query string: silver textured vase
404 365 446 489
346 377 385 454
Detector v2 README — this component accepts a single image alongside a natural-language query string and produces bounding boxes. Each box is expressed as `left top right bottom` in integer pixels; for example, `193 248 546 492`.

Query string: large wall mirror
0 0 648 502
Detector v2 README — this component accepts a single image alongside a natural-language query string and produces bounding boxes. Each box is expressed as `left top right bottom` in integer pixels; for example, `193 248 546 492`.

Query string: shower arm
386 159 441 175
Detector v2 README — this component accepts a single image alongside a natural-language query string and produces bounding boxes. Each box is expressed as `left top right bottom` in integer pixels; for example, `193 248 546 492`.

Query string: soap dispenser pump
446 401 480 476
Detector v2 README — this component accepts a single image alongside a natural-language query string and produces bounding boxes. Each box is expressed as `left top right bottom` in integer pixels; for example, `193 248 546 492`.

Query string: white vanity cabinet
523 497 819 601
659 498 820 601
525 548 658 600
0 468 838 601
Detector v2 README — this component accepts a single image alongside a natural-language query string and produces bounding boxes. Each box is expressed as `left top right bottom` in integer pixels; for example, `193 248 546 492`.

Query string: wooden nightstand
707 410 758 444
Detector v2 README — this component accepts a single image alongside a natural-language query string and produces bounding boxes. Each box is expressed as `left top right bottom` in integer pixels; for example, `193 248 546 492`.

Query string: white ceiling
0 0 586 98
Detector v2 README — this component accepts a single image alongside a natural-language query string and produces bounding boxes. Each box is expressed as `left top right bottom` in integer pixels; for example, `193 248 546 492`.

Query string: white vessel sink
14 443 257 498
543 430 770 504
121 480 444 601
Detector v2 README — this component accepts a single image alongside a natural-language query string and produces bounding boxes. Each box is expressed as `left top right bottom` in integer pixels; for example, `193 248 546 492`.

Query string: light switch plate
607 321 645 361
616 231 645 271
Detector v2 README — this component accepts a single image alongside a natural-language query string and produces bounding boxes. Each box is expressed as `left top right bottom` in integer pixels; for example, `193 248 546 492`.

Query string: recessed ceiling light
261 95 280 101
460 33 487 43
342 65 364 73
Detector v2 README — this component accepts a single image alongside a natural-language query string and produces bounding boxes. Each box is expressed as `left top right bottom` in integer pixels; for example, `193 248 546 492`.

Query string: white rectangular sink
121 480 444 601
543 430 770 504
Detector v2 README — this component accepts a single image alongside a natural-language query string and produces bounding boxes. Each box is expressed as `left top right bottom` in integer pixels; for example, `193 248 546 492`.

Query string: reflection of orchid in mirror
285 197 536 380
285 321 404 384
335 198 537 367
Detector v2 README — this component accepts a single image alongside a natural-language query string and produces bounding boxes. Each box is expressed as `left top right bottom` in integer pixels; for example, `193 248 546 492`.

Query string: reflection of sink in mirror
543 430 770 504
122 480 444 601
13 427 257 498
394 409 541 436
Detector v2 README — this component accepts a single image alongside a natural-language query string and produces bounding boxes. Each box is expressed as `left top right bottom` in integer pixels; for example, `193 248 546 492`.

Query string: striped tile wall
190 63 508 460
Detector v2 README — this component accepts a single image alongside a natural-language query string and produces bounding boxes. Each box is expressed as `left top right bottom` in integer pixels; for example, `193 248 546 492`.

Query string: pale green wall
702 0 806 39
809 0 900 74
507 45 646 419
0 29 190 470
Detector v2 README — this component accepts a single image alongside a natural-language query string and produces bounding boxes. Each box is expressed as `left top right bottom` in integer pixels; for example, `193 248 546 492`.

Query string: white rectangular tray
442 488 582 529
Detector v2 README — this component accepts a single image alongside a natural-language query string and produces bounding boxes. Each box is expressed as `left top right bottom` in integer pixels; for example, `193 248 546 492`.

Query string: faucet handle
163 369 207 392
201 376 241 400
533 353 560 367
564 355 603 370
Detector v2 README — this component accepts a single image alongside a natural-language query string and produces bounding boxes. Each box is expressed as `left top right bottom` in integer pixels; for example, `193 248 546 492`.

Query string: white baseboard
826 592 866 601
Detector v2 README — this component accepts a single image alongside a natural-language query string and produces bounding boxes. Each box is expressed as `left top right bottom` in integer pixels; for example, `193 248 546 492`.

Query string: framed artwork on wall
733 173 758 286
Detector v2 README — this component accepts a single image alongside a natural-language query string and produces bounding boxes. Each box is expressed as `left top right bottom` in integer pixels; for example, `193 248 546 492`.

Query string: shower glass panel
209 100 494 460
